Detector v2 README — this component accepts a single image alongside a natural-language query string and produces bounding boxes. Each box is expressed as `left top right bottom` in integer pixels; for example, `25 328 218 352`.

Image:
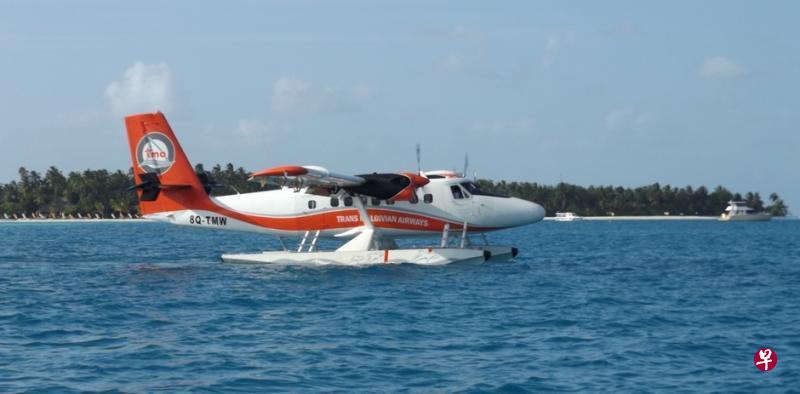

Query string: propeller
416 143 421 175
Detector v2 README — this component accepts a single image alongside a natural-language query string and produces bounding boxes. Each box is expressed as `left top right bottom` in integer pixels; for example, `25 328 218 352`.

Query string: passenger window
410 192 419 204
330 197 339 207
451 185 464 199
308 200 317 209
371 198 381 206
386 199 395 205
424 193 433 204
344 197 353 207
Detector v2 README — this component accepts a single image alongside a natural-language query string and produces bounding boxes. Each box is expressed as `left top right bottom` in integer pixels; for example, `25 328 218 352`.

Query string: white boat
554 212 583 222
719 201 771 222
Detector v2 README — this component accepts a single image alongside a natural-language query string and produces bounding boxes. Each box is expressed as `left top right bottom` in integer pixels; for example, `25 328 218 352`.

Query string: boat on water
719 201 771 222
554 212 583 222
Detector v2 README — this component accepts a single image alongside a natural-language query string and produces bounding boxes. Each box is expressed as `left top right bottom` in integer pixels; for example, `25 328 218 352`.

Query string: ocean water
0 220 797 392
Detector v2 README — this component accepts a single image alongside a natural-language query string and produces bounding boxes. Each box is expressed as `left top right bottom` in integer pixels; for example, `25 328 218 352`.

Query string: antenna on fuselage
416 143 422 175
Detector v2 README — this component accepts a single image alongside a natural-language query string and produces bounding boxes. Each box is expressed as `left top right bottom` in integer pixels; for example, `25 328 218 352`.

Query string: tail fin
125 112 210 216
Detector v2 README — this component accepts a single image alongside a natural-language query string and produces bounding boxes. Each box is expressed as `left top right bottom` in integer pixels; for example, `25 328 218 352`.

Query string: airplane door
449 184 474 223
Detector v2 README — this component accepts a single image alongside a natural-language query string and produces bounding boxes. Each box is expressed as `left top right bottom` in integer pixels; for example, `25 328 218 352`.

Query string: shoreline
547 215 718 221
2 216 795 224
548 215 796 221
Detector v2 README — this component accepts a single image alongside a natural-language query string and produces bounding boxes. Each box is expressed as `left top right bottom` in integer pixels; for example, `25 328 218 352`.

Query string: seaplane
125 112 545 266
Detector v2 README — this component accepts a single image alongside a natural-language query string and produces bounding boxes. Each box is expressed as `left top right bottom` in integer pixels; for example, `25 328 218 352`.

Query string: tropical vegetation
0 165 789 218
475 180 789 217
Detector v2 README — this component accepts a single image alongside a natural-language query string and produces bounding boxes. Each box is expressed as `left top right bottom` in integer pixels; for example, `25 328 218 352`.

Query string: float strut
298 230 309 252
441 223 450 248
277 236 288 251
309 230 320 252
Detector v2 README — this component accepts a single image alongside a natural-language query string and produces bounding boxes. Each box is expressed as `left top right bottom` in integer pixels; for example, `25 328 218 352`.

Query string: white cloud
452 24 469 38
55 108 104 126
603 22 642 38
699 56 747 79
471 119 533 135
270 76 370 114
605 108 652 132
439 52 464 71
351 83 376 101
545 31 574 52
449 24 487 43
236 118 270 138
201 118 290 146
542 31 576 67
270 76 312 113
105 62 174 116
235 118 291 141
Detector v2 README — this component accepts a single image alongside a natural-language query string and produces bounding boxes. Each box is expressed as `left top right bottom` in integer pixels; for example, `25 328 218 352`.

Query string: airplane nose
509 198 545 225
530 202 546 223
527 201 546 223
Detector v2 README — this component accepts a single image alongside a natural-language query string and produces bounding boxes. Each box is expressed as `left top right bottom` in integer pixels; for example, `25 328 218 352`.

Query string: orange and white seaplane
125 112 545 266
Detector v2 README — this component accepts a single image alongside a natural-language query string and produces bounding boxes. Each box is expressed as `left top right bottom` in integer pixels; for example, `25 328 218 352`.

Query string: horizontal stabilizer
126 173 191 201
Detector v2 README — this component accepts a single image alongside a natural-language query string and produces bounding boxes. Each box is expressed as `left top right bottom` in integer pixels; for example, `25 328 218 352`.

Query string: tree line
0 164 268 218
0 165 789 218
475 180 788 217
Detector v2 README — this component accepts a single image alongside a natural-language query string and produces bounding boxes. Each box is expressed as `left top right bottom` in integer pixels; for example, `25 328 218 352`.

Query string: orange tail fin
125 112 210 216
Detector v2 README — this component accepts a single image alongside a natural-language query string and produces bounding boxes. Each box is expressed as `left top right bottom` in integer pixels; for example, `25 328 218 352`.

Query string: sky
0 0 797 212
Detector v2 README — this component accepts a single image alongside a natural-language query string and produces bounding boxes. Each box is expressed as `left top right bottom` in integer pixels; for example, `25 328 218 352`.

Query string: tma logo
136 132 175 175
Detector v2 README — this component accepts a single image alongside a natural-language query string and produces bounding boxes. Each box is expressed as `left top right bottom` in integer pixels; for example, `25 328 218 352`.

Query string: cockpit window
460 182 509 198
451 185 464 199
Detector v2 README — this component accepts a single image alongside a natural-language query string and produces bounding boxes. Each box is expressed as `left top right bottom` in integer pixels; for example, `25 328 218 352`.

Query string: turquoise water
0 221 797 392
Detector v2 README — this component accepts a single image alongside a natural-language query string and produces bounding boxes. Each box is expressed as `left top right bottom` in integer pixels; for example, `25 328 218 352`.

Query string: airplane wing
346 172 429 201
250 165 365 188
249 166 429 201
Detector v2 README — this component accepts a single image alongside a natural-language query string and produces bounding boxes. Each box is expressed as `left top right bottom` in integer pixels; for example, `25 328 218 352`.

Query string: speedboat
719 201 771 222
554 212 583 221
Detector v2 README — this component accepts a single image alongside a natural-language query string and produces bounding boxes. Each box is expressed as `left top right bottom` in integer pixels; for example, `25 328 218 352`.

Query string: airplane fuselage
145 176 545 237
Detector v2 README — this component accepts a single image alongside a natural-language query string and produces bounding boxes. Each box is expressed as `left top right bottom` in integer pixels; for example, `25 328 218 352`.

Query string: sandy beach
544 215 718 221
0 219 151 223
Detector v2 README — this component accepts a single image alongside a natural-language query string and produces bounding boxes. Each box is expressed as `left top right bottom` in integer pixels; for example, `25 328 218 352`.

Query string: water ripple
0 221 797 391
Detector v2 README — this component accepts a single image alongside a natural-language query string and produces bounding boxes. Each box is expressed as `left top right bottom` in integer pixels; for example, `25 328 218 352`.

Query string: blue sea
0 220 797 392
